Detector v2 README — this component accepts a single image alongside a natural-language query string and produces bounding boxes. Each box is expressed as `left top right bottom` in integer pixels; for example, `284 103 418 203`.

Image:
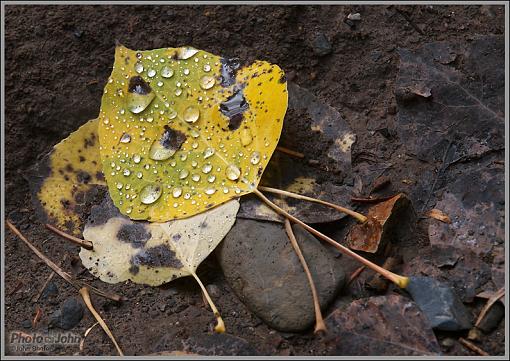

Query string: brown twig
6 220 124 302
284 219 326 334
258 186 367 223
459 337 489 356
252 189 410 288
79 287 124 356
44 223 93 250
351 195 396 204
475 288 505 327
276 146 305 158
32 306 43 328
191 272 225 333
347 266 366 286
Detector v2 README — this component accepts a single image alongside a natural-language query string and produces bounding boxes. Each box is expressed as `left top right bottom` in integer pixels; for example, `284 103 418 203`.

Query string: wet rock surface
217 219 346 332
405 276 472 331
325 294 441 356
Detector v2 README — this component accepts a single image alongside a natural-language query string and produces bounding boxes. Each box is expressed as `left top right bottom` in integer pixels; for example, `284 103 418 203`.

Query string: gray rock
311 32 332 56
49 297 84 330
217 219 346 332
405 276 472 331
478 302 504 333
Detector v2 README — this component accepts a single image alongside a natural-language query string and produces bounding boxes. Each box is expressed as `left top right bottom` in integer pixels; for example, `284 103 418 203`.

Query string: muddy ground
4 5 505 356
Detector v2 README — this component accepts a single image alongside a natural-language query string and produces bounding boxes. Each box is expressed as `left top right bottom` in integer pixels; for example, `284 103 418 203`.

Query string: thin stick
351 195 396 204
79 287 124 356
284 219 326 334
459 337 489 356
191 272 225 334
252 189 409 288
475 288 505 327
6 221 124 302
33 271 56 302
276 146 305 158
258 186 367 223
45 223 93 250
347 266 366 286
79 322 99 353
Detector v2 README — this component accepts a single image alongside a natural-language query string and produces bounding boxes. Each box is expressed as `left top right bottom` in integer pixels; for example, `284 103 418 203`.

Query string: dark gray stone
405 276 472 331
478 302 504 333
217 219 346 332
49 297 84 330
311 32 332 56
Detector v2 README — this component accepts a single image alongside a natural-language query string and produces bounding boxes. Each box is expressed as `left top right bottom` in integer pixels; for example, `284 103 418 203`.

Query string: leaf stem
284 219 326 334
252 189 409 288
45 223 94 250
257 186 367 223
276 146 305 159
79 287 124 356
191 272 225 333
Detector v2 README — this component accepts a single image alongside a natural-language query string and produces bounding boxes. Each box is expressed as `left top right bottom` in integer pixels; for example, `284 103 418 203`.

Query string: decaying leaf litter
4 9 502 354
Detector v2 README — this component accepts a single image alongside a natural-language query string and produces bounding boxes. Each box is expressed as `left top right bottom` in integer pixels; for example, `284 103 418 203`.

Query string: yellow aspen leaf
27 118 106 236
98 45 287 222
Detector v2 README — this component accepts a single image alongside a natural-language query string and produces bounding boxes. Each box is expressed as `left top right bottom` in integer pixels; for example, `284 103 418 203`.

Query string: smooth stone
217 219 346 332
49 297 84 330
405 276 472 331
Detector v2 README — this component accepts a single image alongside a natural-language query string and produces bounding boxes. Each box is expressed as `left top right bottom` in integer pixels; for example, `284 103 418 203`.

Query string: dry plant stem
191 272 225 334
276 146 305 158
45 223 93 250
258 186 367 223
284 219 327 334
253 189 410 288
33 268 56 302
459 337 490 356
80 322 99 353
475 288 505 327
6 220 123 302
79 287 124 356
347 266 366 286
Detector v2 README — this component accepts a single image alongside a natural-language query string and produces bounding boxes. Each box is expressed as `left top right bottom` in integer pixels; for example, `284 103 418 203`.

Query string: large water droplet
183 106 200 123
175 88 183 96
172 187 183 198
220 89 248 130
208 175 216 183
250 151 261 165
133 154 141 163
202 163 212 174
203 147 215 159
203 64 211 72
123 169 131 176
120 133 131 143
179 169 189 179
183 68 190 75
177 47 199 59
226 164 241 180
147 69 156 78
140 184 162 204
192 174 201 182
205 188 216 195
200 75 215 90
127 76 155 114
137 172 143 179
134 62 144 74
240 128 253 146
161 66 174 78
149 126 186 161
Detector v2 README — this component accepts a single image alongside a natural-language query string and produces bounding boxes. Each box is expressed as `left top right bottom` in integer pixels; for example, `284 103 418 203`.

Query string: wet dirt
4 4 505 356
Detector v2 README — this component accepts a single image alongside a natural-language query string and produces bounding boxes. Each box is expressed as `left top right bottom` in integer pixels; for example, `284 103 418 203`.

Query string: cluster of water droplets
101 46 272 217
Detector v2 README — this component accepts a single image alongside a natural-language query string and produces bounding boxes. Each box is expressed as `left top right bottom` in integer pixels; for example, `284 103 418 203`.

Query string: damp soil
4 5 505 356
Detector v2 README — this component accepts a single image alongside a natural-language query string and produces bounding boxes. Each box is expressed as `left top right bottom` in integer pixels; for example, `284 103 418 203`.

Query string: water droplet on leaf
140 184 162 204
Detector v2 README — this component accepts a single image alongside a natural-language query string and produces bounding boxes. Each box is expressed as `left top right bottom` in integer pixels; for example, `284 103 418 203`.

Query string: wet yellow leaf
27 119 106 236
98 45 287 221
